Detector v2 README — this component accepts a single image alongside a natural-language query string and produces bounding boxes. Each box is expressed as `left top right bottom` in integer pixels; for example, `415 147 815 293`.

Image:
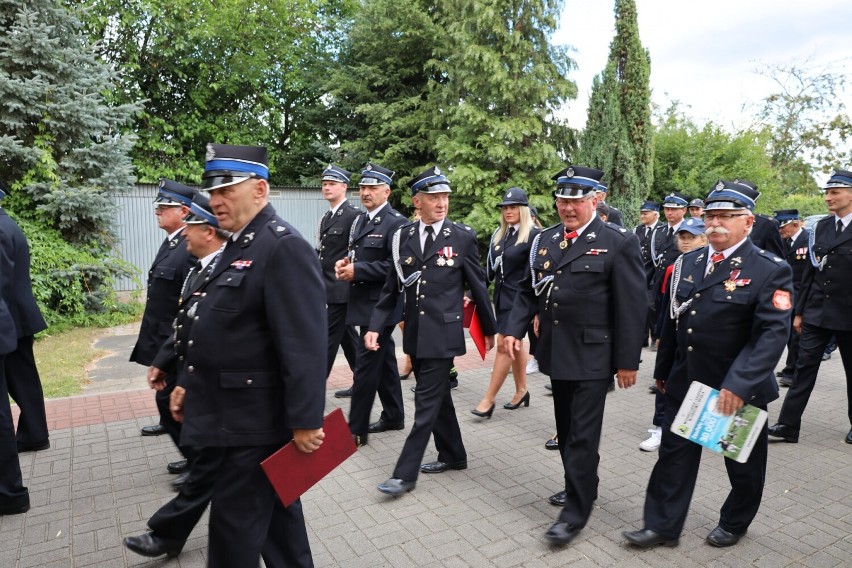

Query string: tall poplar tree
578 0 651 225
433 0 577 232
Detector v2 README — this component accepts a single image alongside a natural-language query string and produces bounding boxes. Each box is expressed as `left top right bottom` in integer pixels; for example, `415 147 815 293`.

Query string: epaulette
389 210 402 217
756 249 784 263
399 219 417 230
604 221 629 235
268 218 288 238
452 221 473 231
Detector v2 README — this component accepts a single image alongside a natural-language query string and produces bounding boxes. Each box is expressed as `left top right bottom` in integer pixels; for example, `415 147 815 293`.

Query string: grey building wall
114 184 362 291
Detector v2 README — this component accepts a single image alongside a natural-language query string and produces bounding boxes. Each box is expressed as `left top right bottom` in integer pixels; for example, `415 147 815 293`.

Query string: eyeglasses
704 213 749 221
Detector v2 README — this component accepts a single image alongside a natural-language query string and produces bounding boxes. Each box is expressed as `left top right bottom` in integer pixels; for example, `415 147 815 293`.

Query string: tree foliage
577 0 651 226
80 0 354 185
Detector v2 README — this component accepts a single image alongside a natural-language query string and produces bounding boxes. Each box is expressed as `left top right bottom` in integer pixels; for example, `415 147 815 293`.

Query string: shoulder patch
755 249 783 264
452 221 472 231
268 222 287 237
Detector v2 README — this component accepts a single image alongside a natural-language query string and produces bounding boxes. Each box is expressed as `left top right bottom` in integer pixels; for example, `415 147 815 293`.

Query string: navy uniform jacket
369 220 496 359
155 204 327 447
750 214 785 257
318 200 359 305
655 240 793 406
345 206 406 327
0 209 47 338
795 216 852 331
505 217 646 380
783 229 810 298
634 221 660 287
604 204 623 227
130 232 194 366
0 264 15 356
650 224 681 293
486 226 540 312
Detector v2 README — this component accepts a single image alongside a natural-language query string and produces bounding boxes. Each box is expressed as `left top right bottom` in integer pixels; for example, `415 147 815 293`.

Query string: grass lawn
33 327 107 398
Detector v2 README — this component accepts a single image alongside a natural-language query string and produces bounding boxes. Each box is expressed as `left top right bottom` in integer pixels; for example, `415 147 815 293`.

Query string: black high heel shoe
471 404 495 418
503 391 530 410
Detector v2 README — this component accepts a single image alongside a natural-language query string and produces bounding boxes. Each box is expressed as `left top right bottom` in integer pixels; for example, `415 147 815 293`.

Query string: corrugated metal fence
113 184 362 291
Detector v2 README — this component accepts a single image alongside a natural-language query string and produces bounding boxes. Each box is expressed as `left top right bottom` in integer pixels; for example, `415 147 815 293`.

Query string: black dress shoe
545 437 559 450
777 376 793 388
334 387 352 398
648 384 659 394
544 522 579 545
123 532 185 558
767 423 799 443
449 378 459 390
17 439 50 453
544 383 552 391
368 420 404 433
171 472 189 491
167 459 188 474
0 495 30 515
140 424 167 436
420 460 467 473
622 528 679 548
706 525 743 547
548 490 566 506
377 478 416 496
845 429 852 444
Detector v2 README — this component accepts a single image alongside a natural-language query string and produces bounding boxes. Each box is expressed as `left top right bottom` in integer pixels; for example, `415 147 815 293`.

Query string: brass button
188 365 195 373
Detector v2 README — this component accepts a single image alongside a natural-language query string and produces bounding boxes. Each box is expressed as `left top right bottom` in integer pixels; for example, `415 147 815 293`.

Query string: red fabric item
463 302 487 360
261 408 356 507
563 229 578 240
661 263 675 294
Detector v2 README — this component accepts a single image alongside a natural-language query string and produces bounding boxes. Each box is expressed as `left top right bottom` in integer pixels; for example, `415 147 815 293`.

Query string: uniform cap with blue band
824 168 852 189
202 144 269 192
662 191 689 208
322 163 351 184
359 163 395 186
183 193 219 227
774 209 800 227
595 182 608 193
154 179 196 207
409 166 452 196
640 200 660 212
704 180 759 211
551 165 604 198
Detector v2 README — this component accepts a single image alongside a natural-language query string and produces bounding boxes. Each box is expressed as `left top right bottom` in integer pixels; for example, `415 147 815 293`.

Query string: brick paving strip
4 331 851 567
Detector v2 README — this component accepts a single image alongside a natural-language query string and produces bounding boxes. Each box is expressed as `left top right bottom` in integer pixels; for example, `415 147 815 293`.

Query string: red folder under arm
261 408 356 507
463 302 486 360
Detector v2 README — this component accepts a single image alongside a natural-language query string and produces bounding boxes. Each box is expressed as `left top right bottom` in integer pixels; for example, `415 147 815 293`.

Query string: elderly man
769 169 852 444
366 166 496 497
774 209 810 388
624 180 792 549
125 144 326 567
635 200 661 348
505 165 646 544
335 163 407 446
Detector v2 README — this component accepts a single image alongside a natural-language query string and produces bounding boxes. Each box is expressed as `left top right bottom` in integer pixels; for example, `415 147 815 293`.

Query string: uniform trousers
644 397 768 538
5 336 49 447
778 324 852 429
393 357 465 482
325 303 358 377
348 326 404 436
154 374 182 451
551 379 610 528
778 313 801 379
0 355 28 506
148 444 312 568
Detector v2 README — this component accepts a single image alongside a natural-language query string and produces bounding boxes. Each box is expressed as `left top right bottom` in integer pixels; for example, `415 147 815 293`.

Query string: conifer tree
578 0 651 225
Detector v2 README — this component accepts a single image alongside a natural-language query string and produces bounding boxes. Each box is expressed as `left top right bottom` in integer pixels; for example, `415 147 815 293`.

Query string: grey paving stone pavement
5 335 851 567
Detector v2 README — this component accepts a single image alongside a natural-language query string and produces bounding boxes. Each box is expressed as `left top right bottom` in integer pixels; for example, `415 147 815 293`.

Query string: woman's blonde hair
493 205 532 245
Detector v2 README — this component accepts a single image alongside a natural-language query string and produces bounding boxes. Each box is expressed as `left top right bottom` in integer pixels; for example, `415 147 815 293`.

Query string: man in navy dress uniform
366 166 496 496
774 209 810 387
769 169 852 444
317 164 360 390
504 165 646 544
124 145 326 567
624 180 792 549
130 179 196 478
729 178 785 257
0 180 49 453
635 200 661 347
334 163 406 446
594 182 623 226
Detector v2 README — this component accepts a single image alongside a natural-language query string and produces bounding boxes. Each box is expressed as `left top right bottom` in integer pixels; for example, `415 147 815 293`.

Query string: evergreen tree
0 0 139 316
578 0 651 226
434 0 577 233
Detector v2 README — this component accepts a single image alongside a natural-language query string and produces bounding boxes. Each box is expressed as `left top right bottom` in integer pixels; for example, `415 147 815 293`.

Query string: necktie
505 226 516 246
644 226 650 239
837 219 844 237
708 251 725 275
667 226 674 240
423 225 434 256
188 260 204 290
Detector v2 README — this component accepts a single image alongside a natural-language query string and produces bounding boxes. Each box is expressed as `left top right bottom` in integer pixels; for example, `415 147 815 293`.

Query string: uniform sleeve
368 230 404 332
461 231 496 336
266 233 328 430
353 216 406 283
611 232 648 370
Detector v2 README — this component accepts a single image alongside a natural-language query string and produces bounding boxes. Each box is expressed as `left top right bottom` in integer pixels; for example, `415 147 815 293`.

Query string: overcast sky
555 0 852 134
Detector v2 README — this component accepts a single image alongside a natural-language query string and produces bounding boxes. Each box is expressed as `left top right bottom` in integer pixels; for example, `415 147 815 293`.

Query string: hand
716 388 744 416
147 366 167 391
335 257 355 281
504 336 521 361
364 331 380 351
532 314 540 337
615 369 637 389
484 335 495 352
293 428 325 453
169 386 185 423
462 295 472 307
793 314 802 335
655 379 666 394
